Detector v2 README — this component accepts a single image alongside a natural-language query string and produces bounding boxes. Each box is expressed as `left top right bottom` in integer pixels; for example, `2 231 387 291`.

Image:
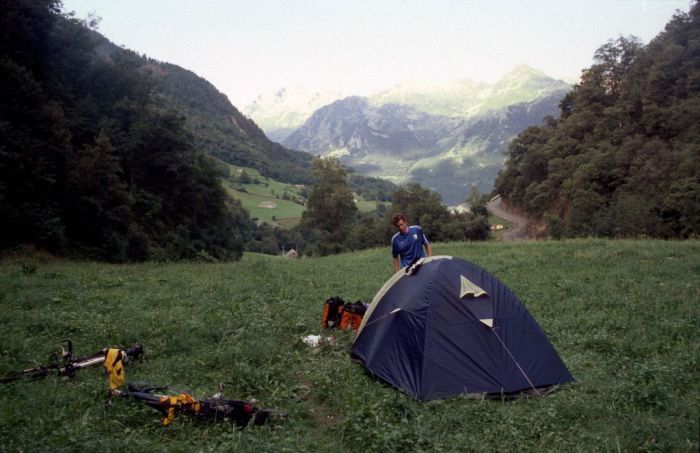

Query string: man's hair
391 213 407 227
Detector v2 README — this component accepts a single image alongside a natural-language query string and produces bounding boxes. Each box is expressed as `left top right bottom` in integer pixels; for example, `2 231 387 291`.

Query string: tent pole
362 308 402 328
490 328 541 396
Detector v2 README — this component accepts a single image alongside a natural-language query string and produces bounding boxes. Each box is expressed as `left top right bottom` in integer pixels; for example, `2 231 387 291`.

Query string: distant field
353 197 385 213
221 165 305 228
222 164 382 228
1 239 698 451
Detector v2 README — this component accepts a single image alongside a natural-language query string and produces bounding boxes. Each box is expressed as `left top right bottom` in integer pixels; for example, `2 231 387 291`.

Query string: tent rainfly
350 256 574 401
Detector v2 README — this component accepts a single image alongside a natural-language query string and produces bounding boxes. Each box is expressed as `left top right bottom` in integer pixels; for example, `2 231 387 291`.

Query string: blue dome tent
350 256 574 401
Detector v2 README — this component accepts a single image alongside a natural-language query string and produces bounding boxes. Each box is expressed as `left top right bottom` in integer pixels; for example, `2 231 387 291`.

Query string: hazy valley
245 66 571 204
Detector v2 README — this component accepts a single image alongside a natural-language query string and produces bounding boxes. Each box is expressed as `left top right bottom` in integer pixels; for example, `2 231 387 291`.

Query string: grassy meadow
221 164 383 228
0 239 698 451
222 165 306 227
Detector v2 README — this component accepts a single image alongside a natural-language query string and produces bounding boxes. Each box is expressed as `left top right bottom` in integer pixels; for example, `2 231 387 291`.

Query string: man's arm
422 229 432 258
393 256 400 273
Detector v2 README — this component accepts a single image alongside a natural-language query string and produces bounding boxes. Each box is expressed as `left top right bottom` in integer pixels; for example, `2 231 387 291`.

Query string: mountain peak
491 65 569 101
499 65 548 82
243 87 347 141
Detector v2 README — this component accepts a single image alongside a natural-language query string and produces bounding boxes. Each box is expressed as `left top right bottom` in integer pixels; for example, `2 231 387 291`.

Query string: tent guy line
490 327 541 396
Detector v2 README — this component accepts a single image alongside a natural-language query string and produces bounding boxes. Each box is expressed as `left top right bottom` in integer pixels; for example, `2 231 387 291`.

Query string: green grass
354 197 385 213
222 164 382 228
222 165 306 228
1 239 698 451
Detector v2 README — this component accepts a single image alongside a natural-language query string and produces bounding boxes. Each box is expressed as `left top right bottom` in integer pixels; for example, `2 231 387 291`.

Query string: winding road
486 195 528 241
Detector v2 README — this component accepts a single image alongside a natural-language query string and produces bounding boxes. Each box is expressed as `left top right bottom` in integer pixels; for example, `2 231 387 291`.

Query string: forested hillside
495 5 700 238
0 0 254 260
113 48 315 185
0 1 406 261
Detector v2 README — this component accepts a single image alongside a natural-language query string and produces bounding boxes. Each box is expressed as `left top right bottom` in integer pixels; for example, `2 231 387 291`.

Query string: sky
60 0 692 107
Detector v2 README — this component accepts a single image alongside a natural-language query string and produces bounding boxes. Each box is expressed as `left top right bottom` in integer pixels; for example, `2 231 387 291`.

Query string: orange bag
339 311 362 330
338 301 368 331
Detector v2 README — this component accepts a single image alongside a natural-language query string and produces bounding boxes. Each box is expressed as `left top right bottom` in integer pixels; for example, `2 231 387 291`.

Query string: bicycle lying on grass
0 339 143 383
2 339 284 427
109 383 286 426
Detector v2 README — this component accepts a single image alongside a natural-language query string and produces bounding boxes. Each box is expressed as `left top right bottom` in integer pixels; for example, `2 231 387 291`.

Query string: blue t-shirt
392 225 429 269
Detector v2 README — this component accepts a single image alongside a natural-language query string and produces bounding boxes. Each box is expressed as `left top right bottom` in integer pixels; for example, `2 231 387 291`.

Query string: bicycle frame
111 383 284 426
1 339 143 383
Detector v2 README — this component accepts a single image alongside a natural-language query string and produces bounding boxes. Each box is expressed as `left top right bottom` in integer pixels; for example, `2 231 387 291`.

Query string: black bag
322 296 345 329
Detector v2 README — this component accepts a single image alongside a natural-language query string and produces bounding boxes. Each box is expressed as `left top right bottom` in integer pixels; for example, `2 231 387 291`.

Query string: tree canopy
494 5 700 238
0 0 251 260
301 158 358 238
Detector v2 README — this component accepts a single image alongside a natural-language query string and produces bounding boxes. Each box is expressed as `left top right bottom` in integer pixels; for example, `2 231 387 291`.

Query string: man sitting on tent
391 213 432 272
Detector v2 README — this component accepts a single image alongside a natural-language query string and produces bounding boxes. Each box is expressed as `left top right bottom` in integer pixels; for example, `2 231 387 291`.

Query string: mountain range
244 87 347 143
245 66 570 204
99 18 570 206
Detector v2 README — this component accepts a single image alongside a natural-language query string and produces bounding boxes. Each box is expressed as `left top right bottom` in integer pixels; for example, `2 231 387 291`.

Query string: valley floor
0 239 698 451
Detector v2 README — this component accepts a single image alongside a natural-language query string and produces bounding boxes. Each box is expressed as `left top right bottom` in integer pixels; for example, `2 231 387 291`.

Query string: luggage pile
321 296 368 331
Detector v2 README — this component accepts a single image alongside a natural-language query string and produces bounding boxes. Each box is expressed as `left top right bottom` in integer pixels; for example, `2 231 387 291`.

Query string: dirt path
486 195 528 240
